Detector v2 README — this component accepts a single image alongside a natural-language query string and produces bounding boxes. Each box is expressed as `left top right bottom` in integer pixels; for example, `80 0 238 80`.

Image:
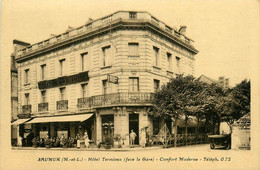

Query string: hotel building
12 11 198 145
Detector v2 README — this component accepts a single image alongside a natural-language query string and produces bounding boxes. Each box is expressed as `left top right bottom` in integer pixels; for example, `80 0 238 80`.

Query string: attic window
129 12 137 19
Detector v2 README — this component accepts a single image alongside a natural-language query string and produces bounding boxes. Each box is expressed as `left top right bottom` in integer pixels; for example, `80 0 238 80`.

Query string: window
154 79 160 92
41 64 46 80
129 12 137 19
60 87 66 100
24 69 29 84
167 53 172 70
81 84 88 98
153 46 159 66
41 90 46 103
102 80 108 95
102 46 111 66
81 53 88 71
129 77 139 92
59 59 65 76
128 43 139 56
176 56 180 73
25 93 30 105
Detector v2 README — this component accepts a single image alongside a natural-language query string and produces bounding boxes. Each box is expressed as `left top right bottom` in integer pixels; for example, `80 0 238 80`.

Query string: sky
1 0 260 86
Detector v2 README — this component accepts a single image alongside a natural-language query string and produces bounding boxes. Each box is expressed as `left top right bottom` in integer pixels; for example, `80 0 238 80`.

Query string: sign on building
107 75 118 84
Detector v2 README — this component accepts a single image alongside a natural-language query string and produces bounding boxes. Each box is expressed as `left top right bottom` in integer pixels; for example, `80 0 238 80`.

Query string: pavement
11 145 165 152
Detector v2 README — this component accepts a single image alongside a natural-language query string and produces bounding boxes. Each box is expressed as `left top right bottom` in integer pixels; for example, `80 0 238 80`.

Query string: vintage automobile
208 134 231 150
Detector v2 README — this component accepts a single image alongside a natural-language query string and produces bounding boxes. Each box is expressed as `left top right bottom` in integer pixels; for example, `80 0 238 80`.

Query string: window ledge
128 55 140 58
100 65 112 69
24 83 30 86
166 70 173 74
153 66 161 70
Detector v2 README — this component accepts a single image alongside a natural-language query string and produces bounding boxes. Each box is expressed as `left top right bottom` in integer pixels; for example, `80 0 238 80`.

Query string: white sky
1 0 260 86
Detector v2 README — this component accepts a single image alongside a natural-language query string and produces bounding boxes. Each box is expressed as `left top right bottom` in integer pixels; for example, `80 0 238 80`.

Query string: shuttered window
129 77 139 92
128 43 139 56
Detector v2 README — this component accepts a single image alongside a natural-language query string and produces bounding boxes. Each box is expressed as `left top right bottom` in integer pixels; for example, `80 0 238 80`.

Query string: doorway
129 113 139 145
101 115 114 143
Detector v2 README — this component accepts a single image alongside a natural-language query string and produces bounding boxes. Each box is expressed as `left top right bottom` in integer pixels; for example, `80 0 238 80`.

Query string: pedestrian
139 128 146 148
17 135 23 147
129 130 137 148
76 134 81 149
60 134 65 148
83 132 90 148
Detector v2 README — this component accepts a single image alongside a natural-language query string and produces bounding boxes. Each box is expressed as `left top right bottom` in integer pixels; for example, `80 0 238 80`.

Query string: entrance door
129 114 139 145
102 115 114 143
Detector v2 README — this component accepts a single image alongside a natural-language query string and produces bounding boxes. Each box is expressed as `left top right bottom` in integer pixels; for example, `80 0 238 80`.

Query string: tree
150 74 205 146
220 79 250 123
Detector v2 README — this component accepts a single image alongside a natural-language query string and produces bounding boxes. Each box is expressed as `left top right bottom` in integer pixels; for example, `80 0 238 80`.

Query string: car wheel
226 143 231 150
210 143 215 149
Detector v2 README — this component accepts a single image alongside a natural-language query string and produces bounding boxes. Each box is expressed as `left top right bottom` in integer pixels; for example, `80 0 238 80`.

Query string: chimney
13 39 30 53
179 25 187 34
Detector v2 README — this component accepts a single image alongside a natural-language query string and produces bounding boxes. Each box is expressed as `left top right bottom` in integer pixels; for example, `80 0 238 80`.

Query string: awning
11 118 31 125
25 114 93 124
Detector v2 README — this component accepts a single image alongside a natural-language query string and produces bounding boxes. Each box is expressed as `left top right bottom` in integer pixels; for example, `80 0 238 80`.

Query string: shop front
23 113 95 146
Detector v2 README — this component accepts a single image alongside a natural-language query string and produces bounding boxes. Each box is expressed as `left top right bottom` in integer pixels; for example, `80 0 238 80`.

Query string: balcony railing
78 92 154 109
38 102 49 112
22 105 32 114
57 100 68 111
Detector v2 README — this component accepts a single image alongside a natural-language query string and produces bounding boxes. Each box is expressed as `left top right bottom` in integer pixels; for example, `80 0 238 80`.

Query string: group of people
129 128 149 148
19 131 91 149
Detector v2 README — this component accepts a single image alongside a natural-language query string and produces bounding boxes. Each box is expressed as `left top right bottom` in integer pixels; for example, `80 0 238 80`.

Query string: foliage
150 74 250 132
220 79 250 122
150 74 205 120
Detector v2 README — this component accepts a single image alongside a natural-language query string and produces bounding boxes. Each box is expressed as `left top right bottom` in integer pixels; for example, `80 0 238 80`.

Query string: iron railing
38 102 48 112
78 92 154 109
57 100 68 111
22 105 32 114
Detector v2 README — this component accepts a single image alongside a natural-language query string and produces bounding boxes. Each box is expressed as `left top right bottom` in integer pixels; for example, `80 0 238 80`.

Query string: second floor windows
41 64 46 80
60 87 66 100
25 93 30 105
154 79 160 92
41 90 46 103
24 69 30 84
81 84 88 98
59 59 65 76
129 77 139 92
153 46 159 66
102 80 108 95
102 46 111 67
176 56 180 73
167 53 172 71
81 52 88 71
128 43 139 56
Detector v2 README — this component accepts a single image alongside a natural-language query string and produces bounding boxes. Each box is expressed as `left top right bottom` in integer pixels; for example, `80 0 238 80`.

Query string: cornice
16 20 198 63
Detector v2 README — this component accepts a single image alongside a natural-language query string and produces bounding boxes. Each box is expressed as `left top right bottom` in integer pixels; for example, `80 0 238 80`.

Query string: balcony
22 105 32 114
38 102 49 112
57 100 68 111
78 92 154 109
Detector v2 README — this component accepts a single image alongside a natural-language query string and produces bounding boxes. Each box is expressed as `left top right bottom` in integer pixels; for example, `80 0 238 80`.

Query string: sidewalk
11 145 163 152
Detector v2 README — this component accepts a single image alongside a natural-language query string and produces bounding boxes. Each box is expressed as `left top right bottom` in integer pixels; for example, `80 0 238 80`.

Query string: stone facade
14 11 198 146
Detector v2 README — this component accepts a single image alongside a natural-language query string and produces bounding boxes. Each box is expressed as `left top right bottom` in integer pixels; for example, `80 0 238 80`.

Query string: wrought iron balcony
22 105 31 114
38 102 49 112
78 92 154 109
57 100 68 111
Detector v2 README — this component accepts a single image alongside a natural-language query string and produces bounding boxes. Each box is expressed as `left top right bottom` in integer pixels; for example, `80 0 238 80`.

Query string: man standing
129 130 137 148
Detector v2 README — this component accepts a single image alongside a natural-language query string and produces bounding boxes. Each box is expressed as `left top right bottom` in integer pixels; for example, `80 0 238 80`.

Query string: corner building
14 11 198 146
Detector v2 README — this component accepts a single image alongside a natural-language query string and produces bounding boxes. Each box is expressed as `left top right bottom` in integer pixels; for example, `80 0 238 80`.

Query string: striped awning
11 118 31 125
25 114 93 124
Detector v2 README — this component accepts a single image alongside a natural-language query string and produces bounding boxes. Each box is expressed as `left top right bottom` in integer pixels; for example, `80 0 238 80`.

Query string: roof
198 74 218 84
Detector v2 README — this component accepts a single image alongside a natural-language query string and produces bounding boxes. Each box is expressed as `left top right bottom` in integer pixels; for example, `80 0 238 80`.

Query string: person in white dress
139 129 146 148
17 136 23 147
